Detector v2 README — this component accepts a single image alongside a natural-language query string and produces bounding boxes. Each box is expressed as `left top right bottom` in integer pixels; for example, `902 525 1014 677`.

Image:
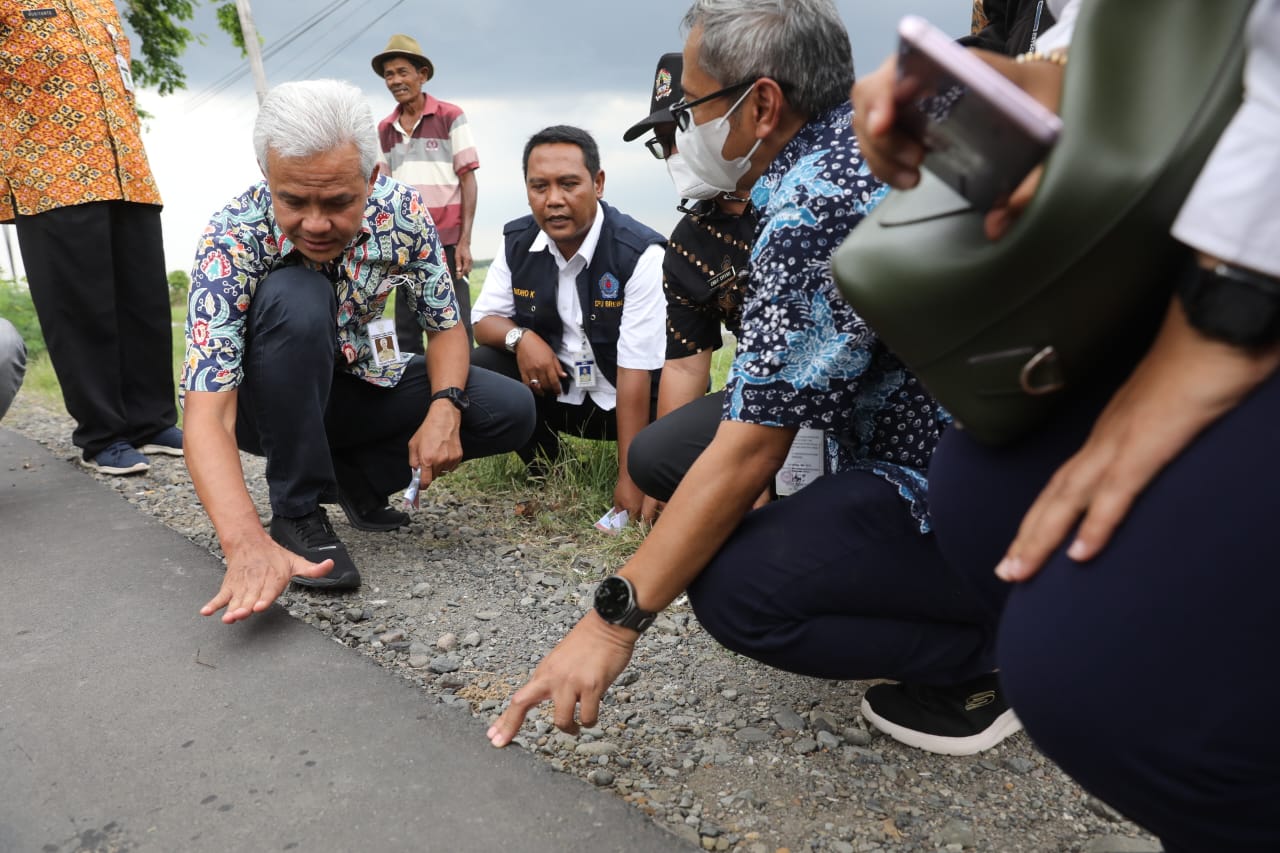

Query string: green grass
1 277 57 399
443 260 646 564
0 277 44 356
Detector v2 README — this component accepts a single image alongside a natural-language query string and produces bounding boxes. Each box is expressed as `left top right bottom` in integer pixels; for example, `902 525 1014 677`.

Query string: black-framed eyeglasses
644 134 675 160
669 79 755 131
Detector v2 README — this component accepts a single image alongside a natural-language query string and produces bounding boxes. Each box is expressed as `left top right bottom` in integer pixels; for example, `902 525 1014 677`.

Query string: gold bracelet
1015 49 1068 66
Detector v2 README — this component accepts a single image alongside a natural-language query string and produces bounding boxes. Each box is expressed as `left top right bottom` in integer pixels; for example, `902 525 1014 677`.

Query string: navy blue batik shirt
723 102 951 532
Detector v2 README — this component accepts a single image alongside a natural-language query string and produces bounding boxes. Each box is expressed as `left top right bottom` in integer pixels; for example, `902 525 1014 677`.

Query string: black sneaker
269 507 361 591
860 673 1022 756
335 488 409 532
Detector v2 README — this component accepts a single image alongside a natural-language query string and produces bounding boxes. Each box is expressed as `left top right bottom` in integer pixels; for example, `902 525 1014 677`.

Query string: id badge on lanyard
574 327 597 390
105 22 135 93
368 317 402 367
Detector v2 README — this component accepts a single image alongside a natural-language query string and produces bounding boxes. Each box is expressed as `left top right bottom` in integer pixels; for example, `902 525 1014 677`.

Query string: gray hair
681 0 854 117
253 79 379 179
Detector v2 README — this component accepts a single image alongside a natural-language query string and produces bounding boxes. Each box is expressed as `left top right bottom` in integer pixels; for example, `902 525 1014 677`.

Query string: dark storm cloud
157 1 970 103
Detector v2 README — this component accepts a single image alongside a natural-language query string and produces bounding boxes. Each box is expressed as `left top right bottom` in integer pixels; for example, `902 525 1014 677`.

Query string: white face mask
665 151 721 201
674 84 762 194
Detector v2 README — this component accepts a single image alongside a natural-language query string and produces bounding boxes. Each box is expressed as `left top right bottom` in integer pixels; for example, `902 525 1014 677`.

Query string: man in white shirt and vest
471 125 666 520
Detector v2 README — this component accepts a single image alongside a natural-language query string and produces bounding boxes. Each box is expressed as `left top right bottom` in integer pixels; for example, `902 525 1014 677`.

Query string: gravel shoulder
6 394 1161 853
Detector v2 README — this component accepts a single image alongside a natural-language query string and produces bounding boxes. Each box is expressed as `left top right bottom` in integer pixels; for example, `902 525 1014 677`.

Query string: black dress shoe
269 507 361 591
336 488 410 532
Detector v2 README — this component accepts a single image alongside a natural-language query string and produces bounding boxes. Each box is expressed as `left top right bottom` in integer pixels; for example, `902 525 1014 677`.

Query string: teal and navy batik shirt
724 101 951 532
181 175 457 398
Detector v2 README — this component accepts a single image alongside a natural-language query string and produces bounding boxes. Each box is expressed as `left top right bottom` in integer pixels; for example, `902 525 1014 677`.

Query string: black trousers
233 267 534 517
15 201 177 457
929 371 1280 853
627 391 724 501
469 344 621 467
396 243 473 352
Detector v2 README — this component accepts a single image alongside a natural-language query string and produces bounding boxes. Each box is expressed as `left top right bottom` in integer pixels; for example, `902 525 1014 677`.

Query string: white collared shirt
1038 0 1280 277
1173 0 1280 277
473 202 666 409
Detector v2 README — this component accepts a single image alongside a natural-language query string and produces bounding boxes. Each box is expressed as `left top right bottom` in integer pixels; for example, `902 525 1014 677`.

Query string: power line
259 0 355 62
185 0 355 111
268 11 357 79
296 0 405 80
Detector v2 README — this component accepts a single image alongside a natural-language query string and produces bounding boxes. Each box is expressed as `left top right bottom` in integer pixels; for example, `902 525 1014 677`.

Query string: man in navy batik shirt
488 0 1001 758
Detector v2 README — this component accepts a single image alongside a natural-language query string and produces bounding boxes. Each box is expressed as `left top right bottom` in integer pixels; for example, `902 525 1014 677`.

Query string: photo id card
368 317 401 367
775 427 826 497
574 352 597 389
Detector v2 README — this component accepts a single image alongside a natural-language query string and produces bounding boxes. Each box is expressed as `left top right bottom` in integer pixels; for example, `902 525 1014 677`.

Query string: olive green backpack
833 0 1253 445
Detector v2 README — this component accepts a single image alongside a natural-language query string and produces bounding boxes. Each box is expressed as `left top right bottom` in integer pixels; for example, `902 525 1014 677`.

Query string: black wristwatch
593 576 657 633
1178 261 1280 348
430 386 470 412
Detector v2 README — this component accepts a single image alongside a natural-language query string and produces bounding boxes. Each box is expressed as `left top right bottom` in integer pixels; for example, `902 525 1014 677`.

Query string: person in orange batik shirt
0 0 180 475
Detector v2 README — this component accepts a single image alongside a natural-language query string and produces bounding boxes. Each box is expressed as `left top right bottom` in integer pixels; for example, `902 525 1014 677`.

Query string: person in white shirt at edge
470 125 666 520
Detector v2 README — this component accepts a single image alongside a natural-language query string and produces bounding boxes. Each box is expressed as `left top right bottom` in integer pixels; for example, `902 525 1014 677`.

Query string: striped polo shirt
376 93 479 246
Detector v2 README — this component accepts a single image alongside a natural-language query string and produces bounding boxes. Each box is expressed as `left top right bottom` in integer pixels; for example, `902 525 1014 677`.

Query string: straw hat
372 34 434 80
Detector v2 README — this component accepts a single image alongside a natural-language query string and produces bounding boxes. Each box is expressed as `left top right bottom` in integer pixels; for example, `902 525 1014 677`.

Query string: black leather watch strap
430 386 470 412
1178 261 1280 348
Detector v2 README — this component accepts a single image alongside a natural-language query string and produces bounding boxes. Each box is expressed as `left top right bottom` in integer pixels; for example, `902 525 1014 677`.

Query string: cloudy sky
5 0 971 279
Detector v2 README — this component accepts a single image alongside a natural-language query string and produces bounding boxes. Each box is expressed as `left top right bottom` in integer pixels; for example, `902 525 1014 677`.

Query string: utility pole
235 0 268 105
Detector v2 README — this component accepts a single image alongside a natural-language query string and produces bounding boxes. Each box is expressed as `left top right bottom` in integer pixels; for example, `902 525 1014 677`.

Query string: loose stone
407 642 432 668
428 656 460 674
773 707 806 732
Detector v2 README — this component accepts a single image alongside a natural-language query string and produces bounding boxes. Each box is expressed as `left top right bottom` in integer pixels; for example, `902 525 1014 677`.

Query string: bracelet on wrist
1015 49 1068 66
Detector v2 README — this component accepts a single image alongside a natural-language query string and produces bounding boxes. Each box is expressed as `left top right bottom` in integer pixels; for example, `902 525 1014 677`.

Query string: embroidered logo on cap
599 273 621 300
655 69 673 101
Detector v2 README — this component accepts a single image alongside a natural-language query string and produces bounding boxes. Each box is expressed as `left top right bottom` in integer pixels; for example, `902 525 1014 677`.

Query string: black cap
623 52 684 142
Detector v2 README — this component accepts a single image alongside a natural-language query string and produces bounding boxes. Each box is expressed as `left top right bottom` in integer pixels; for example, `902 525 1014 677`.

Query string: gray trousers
0 317 26 421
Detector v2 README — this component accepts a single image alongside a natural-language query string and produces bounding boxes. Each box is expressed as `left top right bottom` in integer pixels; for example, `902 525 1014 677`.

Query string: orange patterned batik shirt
0 0 162 223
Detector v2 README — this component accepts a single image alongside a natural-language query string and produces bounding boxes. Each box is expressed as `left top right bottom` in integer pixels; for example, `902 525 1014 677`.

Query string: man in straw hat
373 34 481 350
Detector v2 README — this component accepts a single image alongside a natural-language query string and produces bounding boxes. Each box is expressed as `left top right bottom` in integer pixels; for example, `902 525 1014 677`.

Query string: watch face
594 576 632 621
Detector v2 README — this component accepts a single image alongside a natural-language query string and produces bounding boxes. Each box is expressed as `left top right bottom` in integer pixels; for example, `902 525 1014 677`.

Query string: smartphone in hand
895 15 1063 211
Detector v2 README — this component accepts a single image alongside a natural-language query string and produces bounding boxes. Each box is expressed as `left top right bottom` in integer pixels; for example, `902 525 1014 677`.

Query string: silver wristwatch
504 326 527 353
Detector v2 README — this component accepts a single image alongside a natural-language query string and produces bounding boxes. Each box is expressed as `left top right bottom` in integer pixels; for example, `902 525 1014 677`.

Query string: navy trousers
929 371 1280 853
686 466 996 684
233 267 534 517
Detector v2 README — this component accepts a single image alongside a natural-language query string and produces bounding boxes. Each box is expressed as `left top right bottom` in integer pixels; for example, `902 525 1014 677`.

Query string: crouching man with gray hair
182 80 535 623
